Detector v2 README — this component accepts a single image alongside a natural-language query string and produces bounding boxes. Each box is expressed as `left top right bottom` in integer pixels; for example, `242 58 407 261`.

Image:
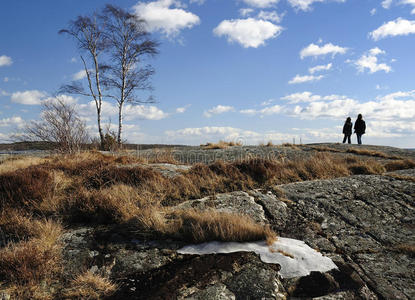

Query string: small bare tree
59 14 107 149
22 99 90 154
101 5 159 145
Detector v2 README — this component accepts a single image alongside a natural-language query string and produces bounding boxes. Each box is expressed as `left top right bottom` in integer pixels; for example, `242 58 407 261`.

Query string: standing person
342 117 353 144
354 114 366 145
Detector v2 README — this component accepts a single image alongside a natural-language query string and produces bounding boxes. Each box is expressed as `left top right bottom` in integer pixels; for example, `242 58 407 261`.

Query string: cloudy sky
1 0 414 147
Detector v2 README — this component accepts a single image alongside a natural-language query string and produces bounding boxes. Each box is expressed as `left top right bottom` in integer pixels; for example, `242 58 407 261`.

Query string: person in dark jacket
354 114 366 145
342 117 352 144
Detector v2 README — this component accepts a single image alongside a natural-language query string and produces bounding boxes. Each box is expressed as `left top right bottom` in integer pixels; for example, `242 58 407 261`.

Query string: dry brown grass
347 159 386 175
0 217 63 299
0 150 412 245
277 249 294 258
146 148 179 164
201 140 242 149
310 146 342 153
0 166 53 211
0 151 396 225
394 243 415 256
280 143 300 150
383 159 415 172
166 209 276 244
63 271 117 299
346 148 401 159
0 211 62 241
386 173 415 183
0 156 47 175
0 221 62 298
259 141 275 147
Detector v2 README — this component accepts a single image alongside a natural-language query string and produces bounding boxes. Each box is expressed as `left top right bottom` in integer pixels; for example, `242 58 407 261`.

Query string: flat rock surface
133 143 415 164
267 170 415 300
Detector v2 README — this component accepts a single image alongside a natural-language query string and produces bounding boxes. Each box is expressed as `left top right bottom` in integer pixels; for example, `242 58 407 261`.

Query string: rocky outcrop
268 169 415 299
57 161 414 299
176 191 267 224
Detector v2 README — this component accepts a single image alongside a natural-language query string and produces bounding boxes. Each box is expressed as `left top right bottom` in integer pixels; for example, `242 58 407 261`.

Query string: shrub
384 159 415 172
18 98 90 154
167 209 276 244
0 231 62 284
0 166 52 211
201 140 242 149
63 271 117 299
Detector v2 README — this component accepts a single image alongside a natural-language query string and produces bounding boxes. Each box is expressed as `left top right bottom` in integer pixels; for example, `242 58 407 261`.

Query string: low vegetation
63 271 117 299
1 148 414 297
201 140 242 149
310 145 406 161
346 148 401 159
394 244 415 257
167 209 276 244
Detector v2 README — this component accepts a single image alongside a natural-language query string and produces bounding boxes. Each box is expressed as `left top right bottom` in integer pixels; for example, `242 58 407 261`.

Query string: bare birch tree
59 14 107 148
21 98 89 154
101 5 159 145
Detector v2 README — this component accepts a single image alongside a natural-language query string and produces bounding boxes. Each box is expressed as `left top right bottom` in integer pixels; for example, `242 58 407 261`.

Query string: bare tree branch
59 13 107 149
19 98 90 154
100 4 159 145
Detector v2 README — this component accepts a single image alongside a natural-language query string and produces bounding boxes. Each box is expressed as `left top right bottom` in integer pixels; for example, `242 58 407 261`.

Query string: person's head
357 114 363 120
346 117 351 123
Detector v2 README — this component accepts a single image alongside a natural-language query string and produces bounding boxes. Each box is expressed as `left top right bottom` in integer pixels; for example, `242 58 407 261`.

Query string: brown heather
201 140 242 149
0 219 63 299
385 173 415 183
63 271 117 299
384 159 415 172
346 148 401 159
394 243 415 256
167 209 277 244
0 156 47 175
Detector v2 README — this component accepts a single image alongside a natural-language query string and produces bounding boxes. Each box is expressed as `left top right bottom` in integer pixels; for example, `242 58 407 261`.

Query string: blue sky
1 0 414 147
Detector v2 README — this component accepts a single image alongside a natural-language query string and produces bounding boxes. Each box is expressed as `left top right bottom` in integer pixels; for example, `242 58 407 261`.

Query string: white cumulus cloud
176 105 190 113
213 18 283 48
133 0 200 37
401 0 415 13
72 69 88 81
287 90 415 122
204 105 235 117
11 90 47 105
124 104 169 120
243 0 279 8
308 63 332 74
165 126 295 145
78 100 168 121
281 92 348 103
282 91 328 103
239 8 254 17
382 0 393 9
0 116 25 128
300 43 348 59
288 0 346 11
240 105 283 116
354 48 392 74
0 55 12 67
370 18 415 40
257 10 284 23
288 74 324 84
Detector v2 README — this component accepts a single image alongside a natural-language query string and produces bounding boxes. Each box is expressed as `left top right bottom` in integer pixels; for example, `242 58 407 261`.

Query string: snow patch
178 237 337 278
